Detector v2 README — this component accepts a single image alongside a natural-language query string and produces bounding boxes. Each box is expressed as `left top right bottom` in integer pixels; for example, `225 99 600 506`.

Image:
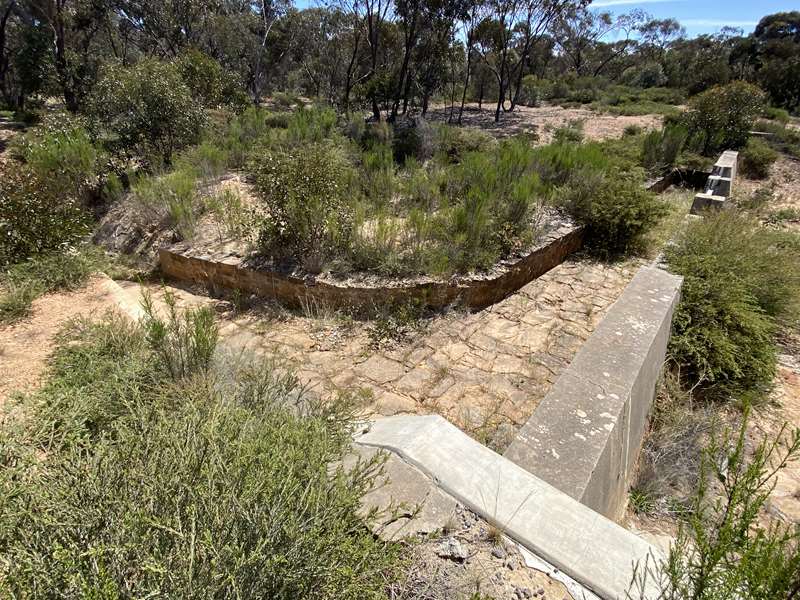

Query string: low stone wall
157 222 582 312
504 266 682 520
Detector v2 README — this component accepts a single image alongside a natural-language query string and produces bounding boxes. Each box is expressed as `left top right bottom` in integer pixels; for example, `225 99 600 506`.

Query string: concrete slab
505 267 682 520
346 445 457 540
356 415 664 600
690 192 727 215
705 175 731 198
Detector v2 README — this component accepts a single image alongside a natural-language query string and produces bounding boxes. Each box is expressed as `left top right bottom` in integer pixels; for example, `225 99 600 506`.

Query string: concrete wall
158 223 582 313
690 150 738 215
504 267 682 520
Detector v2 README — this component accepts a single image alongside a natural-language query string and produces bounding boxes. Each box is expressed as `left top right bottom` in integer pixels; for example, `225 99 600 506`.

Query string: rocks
436 537 469 561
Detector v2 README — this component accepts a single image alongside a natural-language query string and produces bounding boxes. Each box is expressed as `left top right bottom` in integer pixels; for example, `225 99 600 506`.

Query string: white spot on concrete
576 409 587 418
609 393 619 400
574 433 586 441
550 448 560 459
603 372 610 377
599 412 617 421
596 394 605 400
603 423 614 432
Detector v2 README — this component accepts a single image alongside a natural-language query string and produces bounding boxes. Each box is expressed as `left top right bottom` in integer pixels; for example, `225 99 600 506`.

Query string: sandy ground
0 277 128 406
739 155 800 231
426 102 663 143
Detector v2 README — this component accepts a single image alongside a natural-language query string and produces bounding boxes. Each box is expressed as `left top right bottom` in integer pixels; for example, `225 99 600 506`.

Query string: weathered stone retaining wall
504 267 682 520
158 223 583 312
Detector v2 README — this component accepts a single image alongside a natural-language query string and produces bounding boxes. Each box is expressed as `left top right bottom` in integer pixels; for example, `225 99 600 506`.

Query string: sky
590 0 797 37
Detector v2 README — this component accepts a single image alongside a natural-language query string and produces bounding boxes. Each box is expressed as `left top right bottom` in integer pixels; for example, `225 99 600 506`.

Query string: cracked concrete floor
124 255 641 450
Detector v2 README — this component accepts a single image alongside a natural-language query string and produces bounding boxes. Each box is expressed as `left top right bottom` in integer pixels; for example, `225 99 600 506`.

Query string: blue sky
591 0 796 37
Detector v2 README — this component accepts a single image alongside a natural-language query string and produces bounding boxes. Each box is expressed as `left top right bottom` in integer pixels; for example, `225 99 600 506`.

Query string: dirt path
0 277 126 406
426 103 663 143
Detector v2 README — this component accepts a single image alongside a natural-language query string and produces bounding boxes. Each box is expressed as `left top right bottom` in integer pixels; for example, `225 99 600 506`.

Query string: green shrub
392 115 434 163
765 106 791 124
560 168 667 256
0 247 110 324
0 166 90 264
517 74 541 107
361 143 397 204
0 307 403 597
740 137 778 179
250 142 355 272
175 141 230 181
552 121 584 144
434 124 495 163
624 124 643 136
631 414 800 599
14 113 106 200
177 48 248 109
89 59 205 165
641 123 688 174
131 169 200 239
683 81 767 155
665 212 800 396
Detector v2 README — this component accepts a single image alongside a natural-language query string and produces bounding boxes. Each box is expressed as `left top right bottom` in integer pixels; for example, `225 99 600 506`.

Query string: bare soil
739 156 800 231
0 277 126 406
426 103 663 143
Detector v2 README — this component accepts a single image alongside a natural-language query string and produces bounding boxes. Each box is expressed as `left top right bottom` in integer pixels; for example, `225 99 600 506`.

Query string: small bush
641 123 688 174
392 115 435 163
517 74 541 107
131 169 200 239
0 166 90 264
250 142 355 272
560 168 667 257
665 212 800 396
552 120 585 144
631 414 800 599
0 247 109 324
683 81 767 155
0 308 403 597
89 59 205 164
177 48 248 110
14 113 106 200
624 124 643 136
740 137 778 179
765 106 791 124
434 125 495 163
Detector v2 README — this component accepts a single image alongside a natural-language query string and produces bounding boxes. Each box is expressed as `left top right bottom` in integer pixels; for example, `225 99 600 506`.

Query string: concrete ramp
357 415 664 600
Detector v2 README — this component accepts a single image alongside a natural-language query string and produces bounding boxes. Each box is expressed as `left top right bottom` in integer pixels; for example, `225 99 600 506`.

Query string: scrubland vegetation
2 0 800 597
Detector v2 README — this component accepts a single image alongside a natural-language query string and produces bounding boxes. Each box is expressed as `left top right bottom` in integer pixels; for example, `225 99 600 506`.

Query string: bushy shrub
765 106 791 124
665 212 800 397
250 142 355 272
89 59 205 164
131 168 200 239
0 247 108 324
740 137 778 179
517 74 541 107
434 124 495 163
552 121 584 144
641 123 688 174
683 81 767 155
392 115 434 163
631 414 800 600
177 48 248 109
14 113 106 200
560 168 667 256
0 307 402 597
625 62 668 89
0 166 90 264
